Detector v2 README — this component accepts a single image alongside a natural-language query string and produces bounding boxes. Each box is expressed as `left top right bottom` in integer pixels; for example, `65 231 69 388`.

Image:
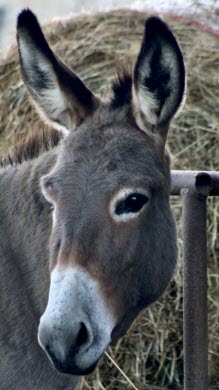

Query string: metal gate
171 170 219 390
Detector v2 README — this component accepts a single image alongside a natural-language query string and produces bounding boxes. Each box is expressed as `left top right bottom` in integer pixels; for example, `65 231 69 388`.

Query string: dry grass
0 10 218 390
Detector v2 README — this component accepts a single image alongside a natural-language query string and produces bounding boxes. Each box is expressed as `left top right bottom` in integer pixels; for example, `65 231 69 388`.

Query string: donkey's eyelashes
40 176 57 205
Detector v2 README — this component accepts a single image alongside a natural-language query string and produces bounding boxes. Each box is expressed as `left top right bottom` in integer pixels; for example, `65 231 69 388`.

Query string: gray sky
0 0 218 57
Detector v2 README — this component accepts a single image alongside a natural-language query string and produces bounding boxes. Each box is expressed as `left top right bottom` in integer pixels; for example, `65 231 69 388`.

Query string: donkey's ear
17 9 100 134
132 17 185 142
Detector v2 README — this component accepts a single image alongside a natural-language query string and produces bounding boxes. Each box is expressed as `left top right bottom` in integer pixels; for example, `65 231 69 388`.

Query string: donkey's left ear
132 17 186 143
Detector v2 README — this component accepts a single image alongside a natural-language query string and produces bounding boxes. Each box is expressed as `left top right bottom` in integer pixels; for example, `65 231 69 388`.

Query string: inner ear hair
17 9 100 134
132 16 186 140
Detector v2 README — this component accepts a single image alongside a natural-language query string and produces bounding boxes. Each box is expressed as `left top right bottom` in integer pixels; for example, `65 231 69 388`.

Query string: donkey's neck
0 149 57 318
0 149 79 389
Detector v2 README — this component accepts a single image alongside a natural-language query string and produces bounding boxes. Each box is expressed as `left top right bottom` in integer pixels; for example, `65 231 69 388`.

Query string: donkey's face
17 10 185 376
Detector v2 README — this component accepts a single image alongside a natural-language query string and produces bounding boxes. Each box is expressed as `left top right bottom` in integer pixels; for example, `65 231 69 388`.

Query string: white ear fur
132 85 159 129
19 38 70 134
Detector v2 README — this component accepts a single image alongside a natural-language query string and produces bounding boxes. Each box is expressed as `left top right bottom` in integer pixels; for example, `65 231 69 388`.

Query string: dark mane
111 65 133 109
0 128 62 167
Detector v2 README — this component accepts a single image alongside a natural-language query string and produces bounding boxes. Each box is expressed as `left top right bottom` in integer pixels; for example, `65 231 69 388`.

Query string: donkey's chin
51 354 99 376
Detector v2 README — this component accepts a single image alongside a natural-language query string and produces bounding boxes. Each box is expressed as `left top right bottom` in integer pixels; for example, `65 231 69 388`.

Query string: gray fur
0 9 185 389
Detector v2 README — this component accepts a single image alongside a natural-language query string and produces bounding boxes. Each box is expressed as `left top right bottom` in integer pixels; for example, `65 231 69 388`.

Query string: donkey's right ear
17 9 100 134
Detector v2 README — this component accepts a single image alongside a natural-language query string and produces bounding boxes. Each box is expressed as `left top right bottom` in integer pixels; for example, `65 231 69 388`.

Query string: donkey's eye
48 202 54 212
41 176 57 212
44 198 54 212
115 193 149 215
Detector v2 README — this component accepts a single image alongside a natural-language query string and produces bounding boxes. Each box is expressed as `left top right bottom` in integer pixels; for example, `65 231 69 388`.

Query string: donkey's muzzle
38 266 115 375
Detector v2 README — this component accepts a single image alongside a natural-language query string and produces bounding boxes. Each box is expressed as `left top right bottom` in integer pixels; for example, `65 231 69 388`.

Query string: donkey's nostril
75 322 89 350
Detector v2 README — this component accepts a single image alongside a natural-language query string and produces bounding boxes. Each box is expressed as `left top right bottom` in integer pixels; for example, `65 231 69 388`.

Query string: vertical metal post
181 187 208 390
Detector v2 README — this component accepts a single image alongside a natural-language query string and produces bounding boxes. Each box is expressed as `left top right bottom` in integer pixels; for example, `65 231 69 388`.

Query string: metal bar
181 186 210 390
171 170 219 196
170 171 218 389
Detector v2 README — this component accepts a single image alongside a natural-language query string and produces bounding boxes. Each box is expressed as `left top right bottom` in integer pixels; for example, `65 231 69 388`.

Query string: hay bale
0 10 218 389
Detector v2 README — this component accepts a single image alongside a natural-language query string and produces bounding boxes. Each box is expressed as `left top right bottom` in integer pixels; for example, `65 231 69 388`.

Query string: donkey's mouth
51 352 99 376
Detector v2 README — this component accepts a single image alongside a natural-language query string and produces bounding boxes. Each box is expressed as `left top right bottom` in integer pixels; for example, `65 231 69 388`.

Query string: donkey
0 9 185 389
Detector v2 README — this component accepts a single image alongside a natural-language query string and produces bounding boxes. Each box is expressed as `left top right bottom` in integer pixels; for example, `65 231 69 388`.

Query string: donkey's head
17 10 185 376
